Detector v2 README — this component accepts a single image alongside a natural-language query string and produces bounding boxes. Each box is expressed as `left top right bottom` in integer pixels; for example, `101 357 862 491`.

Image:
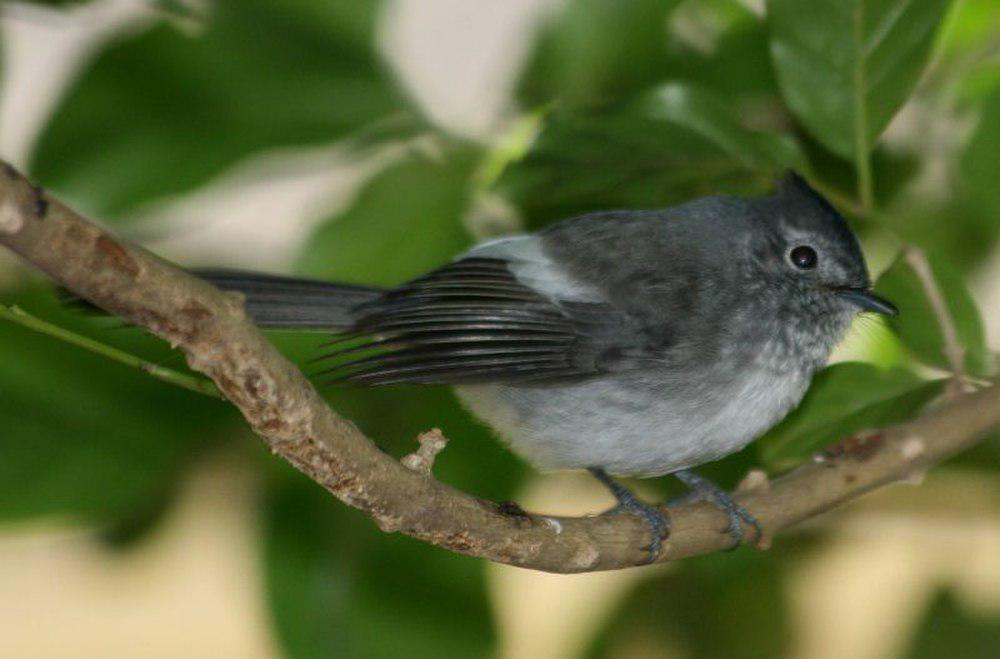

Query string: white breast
455 365 809 477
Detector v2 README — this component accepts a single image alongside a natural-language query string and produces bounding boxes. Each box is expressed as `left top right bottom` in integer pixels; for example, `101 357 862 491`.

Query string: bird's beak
835 287 898 316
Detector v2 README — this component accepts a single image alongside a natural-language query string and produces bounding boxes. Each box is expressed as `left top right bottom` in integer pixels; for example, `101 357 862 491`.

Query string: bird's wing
315 243 643 386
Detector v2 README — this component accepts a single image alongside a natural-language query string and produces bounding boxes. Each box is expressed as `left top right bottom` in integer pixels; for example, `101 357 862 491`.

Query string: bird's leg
670 469 761 549
588 467 669 563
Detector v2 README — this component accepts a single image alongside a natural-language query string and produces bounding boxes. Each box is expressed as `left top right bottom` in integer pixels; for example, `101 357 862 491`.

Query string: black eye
789 245 818 270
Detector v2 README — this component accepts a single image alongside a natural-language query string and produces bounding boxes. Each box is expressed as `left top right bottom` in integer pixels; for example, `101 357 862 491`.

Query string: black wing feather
317 257 612 385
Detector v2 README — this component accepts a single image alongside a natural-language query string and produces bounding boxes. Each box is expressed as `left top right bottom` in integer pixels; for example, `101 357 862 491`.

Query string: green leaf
937 0 1000 102
874 252 992 377
340 385 527 500
0 286 231 523
796 129 921 207
767 0 952 160
586 551 793 659
942 432 1000 473
518 0 682 107
503 7 806 228
875 199 998 276
297 145 479 285
264 479 357 659
30 0 414 219
662 11 782 99
758 362 944 468
264 472 500 658
905 590 1000 659
637 82 805 170
960 89 1000 219
98 490 176 549
497 101 780 228
938 0 1000 55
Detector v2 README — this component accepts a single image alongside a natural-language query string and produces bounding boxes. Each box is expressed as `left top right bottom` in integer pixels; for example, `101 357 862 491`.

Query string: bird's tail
193 269 384 330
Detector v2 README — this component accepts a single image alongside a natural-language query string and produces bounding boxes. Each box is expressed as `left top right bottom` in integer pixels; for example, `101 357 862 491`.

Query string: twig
401 428 449 475
851 2 874 212
1 161 998 573
0 303 221 398
472 105 549 193
903 244 968 395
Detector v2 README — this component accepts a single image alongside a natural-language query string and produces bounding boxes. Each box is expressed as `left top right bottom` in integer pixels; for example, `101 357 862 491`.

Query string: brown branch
1 160 999 573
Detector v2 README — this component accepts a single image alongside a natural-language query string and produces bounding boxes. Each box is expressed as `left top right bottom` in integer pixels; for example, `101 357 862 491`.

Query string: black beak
835 288 898 316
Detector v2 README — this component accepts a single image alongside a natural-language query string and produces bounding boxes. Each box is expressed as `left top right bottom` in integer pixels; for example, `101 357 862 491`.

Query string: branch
1 161 999 573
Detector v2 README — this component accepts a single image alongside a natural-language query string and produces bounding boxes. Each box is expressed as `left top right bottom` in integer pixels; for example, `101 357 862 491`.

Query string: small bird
195 172 896 559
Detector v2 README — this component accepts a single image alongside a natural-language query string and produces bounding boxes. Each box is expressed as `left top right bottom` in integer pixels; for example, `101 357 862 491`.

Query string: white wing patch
465 235 604 303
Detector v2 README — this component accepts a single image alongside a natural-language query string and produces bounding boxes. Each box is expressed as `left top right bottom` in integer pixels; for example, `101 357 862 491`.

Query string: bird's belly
455 368 809 477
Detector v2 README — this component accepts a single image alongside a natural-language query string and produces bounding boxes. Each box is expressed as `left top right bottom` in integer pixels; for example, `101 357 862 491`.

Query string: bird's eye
789 245 818 270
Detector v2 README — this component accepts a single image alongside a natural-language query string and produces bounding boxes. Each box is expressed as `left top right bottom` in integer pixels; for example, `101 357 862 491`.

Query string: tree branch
1 160 998 573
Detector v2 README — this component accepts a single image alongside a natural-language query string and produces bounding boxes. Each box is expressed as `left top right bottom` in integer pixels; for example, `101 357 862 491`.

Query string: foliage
0 286 233 526
264 473 498 659
585 550 796 658
297 145 479 285
759 362 945 468
905 590 1000 659
2 0 999 656
767 0 951 162
30 0 416 219
518 0 683 107
875 252 991 376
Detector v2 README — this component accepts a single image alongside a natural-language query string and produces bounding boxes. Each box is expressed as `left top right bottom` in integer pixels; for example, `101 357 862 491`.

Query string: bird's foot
588 467 669 563
608 496 670 562
671 469 761 549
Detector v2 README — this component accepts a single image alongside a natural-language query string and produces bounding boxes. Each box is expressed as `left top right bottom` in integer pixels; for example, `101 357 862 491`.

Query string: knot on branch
736 469 770 494
401 428 449 475
0 198 24 235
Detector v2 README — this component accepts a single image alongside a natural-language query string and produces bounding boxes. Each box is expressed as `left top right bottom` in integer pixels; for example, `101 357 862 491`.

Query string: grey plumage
196 173 887 472
194 269 382 328
190 172 896 553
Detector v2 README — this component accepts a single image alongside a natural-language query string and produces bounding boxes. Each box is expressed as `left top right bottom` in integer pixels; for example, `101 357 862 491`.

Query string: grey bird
194 172 897 559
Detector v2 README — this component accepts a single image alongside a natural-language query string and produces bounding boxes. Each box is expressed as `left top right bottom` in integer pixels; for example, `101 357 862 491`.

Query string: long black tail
194 269 384 330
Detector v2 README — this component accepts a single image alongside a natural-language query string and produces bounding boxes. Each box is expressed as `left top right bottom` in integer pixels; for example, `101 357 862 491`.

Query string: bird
191 172 897 560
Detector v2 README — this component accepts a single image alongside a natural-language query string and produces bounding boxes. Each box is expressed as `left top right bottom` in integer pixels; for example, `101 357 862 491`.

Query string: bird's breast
455 362 810 477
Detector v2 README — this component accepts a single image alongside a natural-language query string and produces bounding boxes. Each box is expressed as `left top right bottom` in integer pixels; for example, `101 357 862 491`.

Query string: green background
1 0 998 656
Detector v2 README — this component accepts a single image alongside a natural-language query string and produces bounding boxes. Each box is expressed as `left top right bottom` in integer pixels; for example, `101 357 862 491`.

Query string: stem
852 1 874 211
472 104 551 193
902 246 968 395
0 304 222 398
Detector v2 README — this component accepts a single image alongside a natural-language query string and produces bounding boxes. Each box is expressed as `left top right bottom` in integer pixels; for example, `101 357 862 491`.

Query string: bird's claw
588 467 670 563
712 490 762 550
671 469 762 550
608 497 670 563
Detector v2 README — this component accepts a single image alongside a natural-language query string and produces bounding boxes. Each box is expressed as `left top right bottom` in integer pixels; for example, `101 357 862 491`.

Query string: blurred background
0 0 998 657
